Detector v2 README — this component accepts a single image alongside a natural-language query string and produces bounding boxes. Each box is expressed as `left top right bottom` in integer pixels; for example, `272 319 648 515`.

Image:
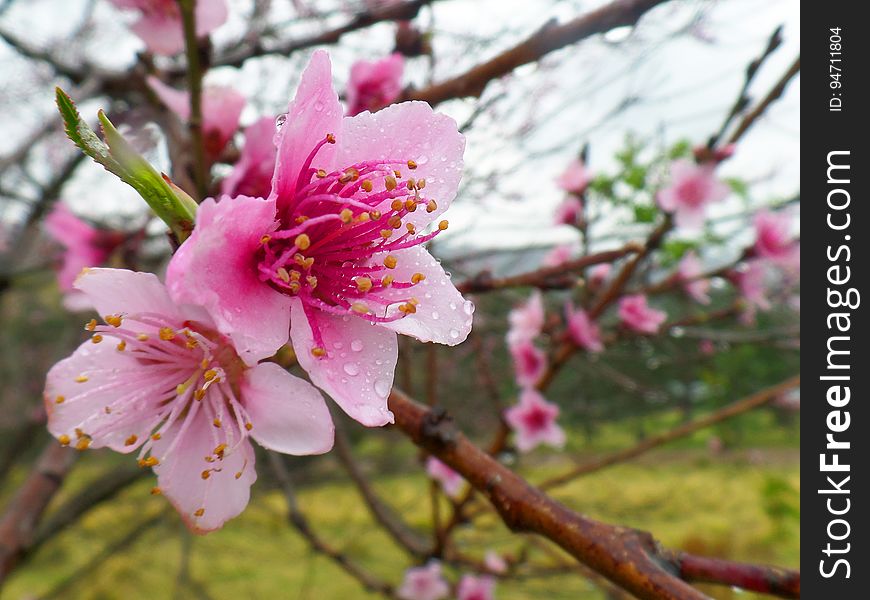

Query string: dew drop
275 114 287 130
432 311 439 320
351 339 363 352
449 329 460 339
449 302 457 310
463 300 475 316
343 362 360 376
333 341 344 350
314 101 324 112
374 378 391 398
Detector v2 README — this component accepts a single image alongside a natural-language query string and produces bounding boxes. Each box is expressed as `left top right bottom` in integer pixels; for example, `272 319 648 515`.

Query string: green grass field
3 445 799 600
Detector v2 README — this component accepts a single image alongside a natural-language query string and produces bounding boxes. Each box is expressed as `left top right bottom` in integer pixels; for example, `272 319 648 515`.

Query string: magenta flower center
676 177 708 207
521 405 550 432
257 133 448 350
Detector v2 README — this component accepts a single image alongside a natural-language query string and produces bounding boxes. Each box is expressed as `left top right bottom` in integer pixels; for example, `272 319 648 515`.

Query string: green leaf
633 204 657 223
724 177 749 199
55 88 196 242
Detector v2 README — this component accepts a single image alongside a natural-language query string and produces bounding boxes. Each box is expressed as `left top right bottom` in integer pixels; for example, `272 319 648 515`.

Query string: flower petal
374 246 473 346
242 362 334 455
338 101 465 230
289 299 397 427
130 15 185 55
194 0 228 38
75 268 184 323
152 409 257 534
166 195 291 366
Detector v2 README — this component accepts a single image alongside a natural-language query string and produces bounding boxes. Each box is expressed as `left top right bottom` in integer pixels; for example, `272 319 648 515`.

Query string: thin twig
177 0 208 199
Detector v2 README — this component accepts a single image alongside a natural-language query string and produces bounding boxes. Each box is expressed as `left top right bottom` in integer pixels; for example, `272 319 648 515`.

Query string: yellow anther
346 167 360 181
75 438 91 451
201 358 210 369
151 433 162 441
104 407 112 414
159 327 176 341
438 220 449 230
361 180 373 192
137 333 149 341
214 443 227 458
125 434 138 446
385 175 397 191
417 178 426 189
409 297 420 306
105 314 123 328
393 169 402 178
235 471 243 479
316 169 327 178
398 303 417 314
383 255 398 269
186 338 198 349
340 208 353 223
351 303 370 314
194 508 205 517
355 277 373 292
75 375 89 383
245 422 253 431
288 281 301 294
212 418 222 428
201 470 211 480
85 318 97 331
194 389 206 401
55 395 65 404
150 487 162 495
326 133 336 144
303 257 314 269
391 199 403 211
204 369 218 382
260 234 272 244
405 199 417 211
295 234 311 250
407 160 418 170
381 275 394 287
311 347 327 358
296 215 309 223
306 276 318 289
116 340 127 351
388 215 402 229
426 200 437 213
75 428 85 439
411 273 426 284
58 434 71 446
277 267 291 283
370 210 382 220
357 212 371 222
289 270 301 281
406 178 416 191
139 456 159 468
380 229 393 239
406 223 416 234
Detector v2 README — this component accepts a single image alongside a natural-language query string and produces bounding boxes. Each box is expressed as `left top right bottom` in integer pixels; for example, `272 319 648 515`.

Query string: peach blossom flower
657 159 729 229
504 388 565 452
109 0 227 56
346 53 404 116
618 294 666 334
426 457 464 498
397 561 450 600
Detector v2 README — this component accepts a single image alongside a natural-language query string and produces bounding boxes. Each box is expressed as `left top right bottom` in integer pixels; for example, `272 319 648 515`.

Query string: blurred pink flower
657 159 729 229
166 51 471 427
426 457 464 498
509 340 547 387
44 269 333 533
565 303 603 352
397 561 450 600
554 196 583 226
557 158 590 195
542 244 576 267
44 204 125 311
505 388 565 452
457 574 497 600
221 117 279 199
147 76 245 160
677 251 711 305
699 339 716 356
484 551 508 574
735 260 770 322
506 291 544 345
346 53 405 116
110 0 228 56
693 143 735 164
753 210 799 270
618 294 666 334
588 263 611 288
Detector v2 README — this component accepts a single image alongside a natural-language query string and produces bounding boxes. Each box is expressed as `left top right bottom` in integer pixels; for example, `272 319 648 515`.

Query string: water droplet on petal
275 114 287 130
351 339 363 352
449 302 457 310
374 378 391 398
432 311 439 320
314 101 324 112
333 341 344 350
463 300 475 316
449 329 459 339
343 363 360 376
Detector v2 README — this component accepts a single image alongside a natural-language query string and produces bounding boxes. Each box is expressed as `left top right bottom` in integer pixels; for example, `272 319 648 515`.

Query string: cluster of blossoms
397 560 499 600
44 51 473 533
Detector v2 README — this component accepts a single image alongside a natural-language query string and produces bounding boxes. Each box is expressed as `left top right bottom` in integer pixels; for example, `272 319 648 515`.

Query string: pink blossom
346 53 405 116
484 551 508 575
677 251 711 305
698 339 716 356
588 263 611 288
542 244 576 267
657 159 729 229
426 457 464 498
506 291 544 345
509 340 547 387
618 294 666 334
43 269 333 533
504 388 565 452
397 561 450 600
557 158 591 195
457 575 497 600
554 196 583 226
221 117 278 199
565 303 603 352
147 76 245 161
753 210 799 269
44 204 125 311
735 260 770 312
166 51 471 428
109 0 228 56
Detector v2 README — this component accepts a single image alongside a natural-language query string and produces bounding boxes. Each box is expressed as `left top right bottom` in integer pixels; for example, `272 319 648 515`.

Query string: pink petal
221 116 279 198
374 246 473 346
75 268 184 322
337 101 465 230
130 14 185 56
44 338 164 452
147 76 191 118
242 362 334 455
289 299 397 427
166 196 291 365
194 0 228 39
271 50 343 210
151 409 257 534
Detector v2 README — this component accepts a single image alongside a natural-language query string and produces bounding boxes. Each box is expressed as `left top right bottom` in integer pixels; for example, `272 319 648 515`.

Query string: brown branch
668 553 800 598
0 442 77 583
727 55 800 145
388 388 799 599
403 0 671 106
177 0 208 199
268 452 397 598
539 375 800 490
